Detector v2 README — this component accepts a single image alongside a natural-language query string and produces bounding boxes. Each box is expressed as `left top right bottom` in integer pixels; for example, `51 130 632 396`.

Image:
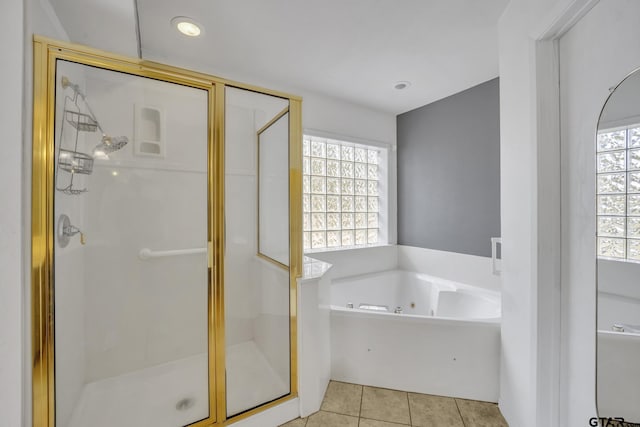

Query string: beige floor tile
279 417 307 427
321 381 363 416
360 387 410 425
408 393 464 427
456 399 508 427
306 411 359 427
359 418 409 426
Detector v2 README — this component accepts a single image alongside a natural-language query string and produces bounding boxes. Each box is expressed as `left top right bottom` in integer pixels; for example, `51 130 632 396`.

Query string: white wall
498 4 550 423
559 1 640 425
0 0 25 426
301 91 396 146
3 1 71 426
497 0 587 425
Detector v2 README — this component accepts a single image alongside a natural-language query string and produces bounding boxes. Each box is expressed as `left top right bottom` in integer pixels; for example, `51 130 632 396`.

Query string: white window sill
597 256 640 265
304 243 393 255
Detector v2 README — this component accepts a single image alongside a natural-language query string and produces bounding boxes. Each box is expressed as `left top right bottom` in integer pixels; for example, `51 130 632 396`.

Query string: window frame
302 131 390 253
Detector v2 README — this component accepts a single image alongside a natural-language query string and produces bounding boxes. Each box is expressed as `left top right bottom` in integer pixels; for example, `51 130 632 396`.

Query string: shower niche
32 37 301 427
134 105 165 157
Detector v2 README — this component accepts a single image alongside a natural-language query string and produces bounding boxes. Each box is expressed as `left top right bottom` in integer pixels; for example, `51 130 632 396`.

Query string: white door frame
526 1 600 425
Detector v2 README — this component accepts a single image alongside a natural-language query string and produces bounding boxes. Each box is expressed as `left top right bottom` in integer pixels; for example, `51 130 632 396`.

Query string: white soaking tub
597 292 640 422
330 269 501 402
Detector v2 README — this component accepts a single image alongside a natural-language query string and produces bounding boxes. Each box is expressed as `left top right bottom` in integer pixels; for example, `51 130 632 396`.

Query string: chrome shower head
93 135 128 158
101 135 128 152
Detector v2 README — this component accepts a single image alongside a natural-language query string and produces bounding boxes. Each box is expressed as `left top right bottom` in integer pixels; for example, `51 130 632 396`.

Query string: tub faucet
612 323 640 333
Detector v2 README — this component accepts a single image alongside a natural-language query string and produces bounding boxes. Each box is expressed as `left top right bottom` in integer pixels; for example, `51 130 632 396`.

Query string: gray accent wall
397 78 500 257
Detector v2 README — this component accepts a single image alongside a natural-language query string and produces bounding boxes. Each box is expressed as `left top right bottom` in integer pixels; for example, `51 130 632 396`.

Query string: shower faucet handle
63 224 85 245
57 214 85 247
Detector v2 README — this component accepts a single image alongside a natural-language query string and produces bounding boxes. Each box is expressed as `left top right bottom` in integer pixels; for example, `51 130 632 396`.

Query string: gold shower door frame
31 36 302 427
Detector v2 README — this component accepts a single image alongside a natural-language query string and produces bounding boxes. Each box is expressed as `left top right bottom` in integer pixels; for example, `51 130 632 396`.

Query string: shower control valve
57 214 86 247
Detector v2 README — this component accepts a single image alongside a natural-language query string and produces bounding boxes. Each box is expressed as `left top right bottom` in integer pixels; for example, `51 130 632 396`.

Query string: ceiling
50 0 509 115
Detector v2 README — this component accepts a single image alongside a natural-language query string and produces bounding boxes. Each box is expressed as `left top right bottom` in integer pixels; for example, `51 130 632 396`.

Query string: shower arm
61 76 106 135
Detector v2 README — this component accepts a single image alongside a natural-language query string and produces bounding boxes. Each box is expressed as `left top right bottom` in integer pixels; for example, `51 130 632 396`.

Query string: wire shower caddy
55 77 96 195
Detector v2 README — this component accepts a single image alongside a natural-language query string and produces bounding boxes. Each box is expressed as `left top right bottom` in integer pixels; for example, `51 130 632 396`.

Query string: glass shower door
53 59 212 427
224 87 291 417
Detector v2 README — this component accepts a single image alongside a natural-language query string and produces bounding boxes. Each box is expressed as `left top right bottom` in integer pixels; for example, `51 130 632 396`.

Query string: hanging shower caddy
55 77 95 194
55 76 129 195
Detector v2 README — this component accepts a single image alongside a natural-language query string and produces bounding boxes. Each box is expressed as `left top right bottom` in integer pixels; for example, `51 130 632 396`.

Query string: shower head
61 77 129 158
101 135 128 152
93 135 128 158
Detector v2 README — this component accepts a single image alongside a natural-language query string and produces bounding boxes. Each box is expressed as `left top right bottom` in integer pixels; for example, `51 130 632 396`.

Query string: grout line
360 417 409 426
406 392 412 426
320 408 360 417
454 398 467 427
359 384 364 419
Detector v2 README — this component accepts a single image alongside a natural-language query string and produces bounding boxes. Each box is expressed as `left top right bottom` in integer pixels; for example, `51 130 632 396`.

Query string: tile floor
280 381 509 427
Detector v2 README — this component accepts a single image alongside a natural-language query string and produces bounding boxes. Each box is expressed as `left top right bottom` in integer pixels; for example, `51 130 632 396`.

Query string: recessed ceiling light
394 81 411 90
171 16 203 37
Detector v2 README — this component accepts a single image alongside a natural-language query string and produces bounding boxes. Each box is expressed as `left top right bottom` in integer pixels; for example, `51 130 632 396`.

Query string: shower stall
31 37 301 427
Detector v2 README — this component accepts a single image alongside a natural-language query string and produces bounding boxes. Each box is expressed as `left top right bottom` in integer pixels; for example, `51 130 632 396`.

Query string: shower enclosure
32 37 301 427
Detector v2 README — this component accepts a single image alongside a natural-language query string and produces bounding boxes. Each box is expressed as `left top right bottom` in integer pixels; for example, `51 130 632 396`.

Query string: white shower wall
54 61 88 427
251 257 291 385
225 104 261 346
79 69 209 382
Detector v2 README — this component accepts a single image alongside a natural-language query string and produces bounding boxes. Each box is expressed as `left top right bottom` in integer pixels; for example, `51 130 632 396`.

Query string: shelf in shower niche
65 110 98 132
134 105 165 158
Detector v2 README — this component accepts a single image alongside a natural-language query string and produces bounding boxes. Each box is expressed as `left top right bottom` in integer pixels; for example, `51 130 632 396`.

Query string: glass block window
303 135 383 250
596 125 640 261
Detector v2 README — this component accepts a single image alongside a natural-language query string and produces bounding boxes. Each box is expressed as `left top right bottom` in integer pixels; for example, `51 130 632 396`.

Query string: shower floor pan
68 353 208 427
67 341 287 427
226 340 289 416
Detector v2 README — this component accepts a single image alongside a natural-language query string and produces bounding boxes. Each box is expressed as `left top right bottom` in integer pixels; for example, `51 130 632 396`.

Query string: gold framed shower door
31 36 302 427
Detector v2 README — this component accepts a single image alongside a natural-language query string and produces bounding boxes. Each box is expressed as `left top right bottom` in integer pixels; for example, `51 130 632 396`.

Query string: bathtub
330 269 501 402
597 292 640 422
